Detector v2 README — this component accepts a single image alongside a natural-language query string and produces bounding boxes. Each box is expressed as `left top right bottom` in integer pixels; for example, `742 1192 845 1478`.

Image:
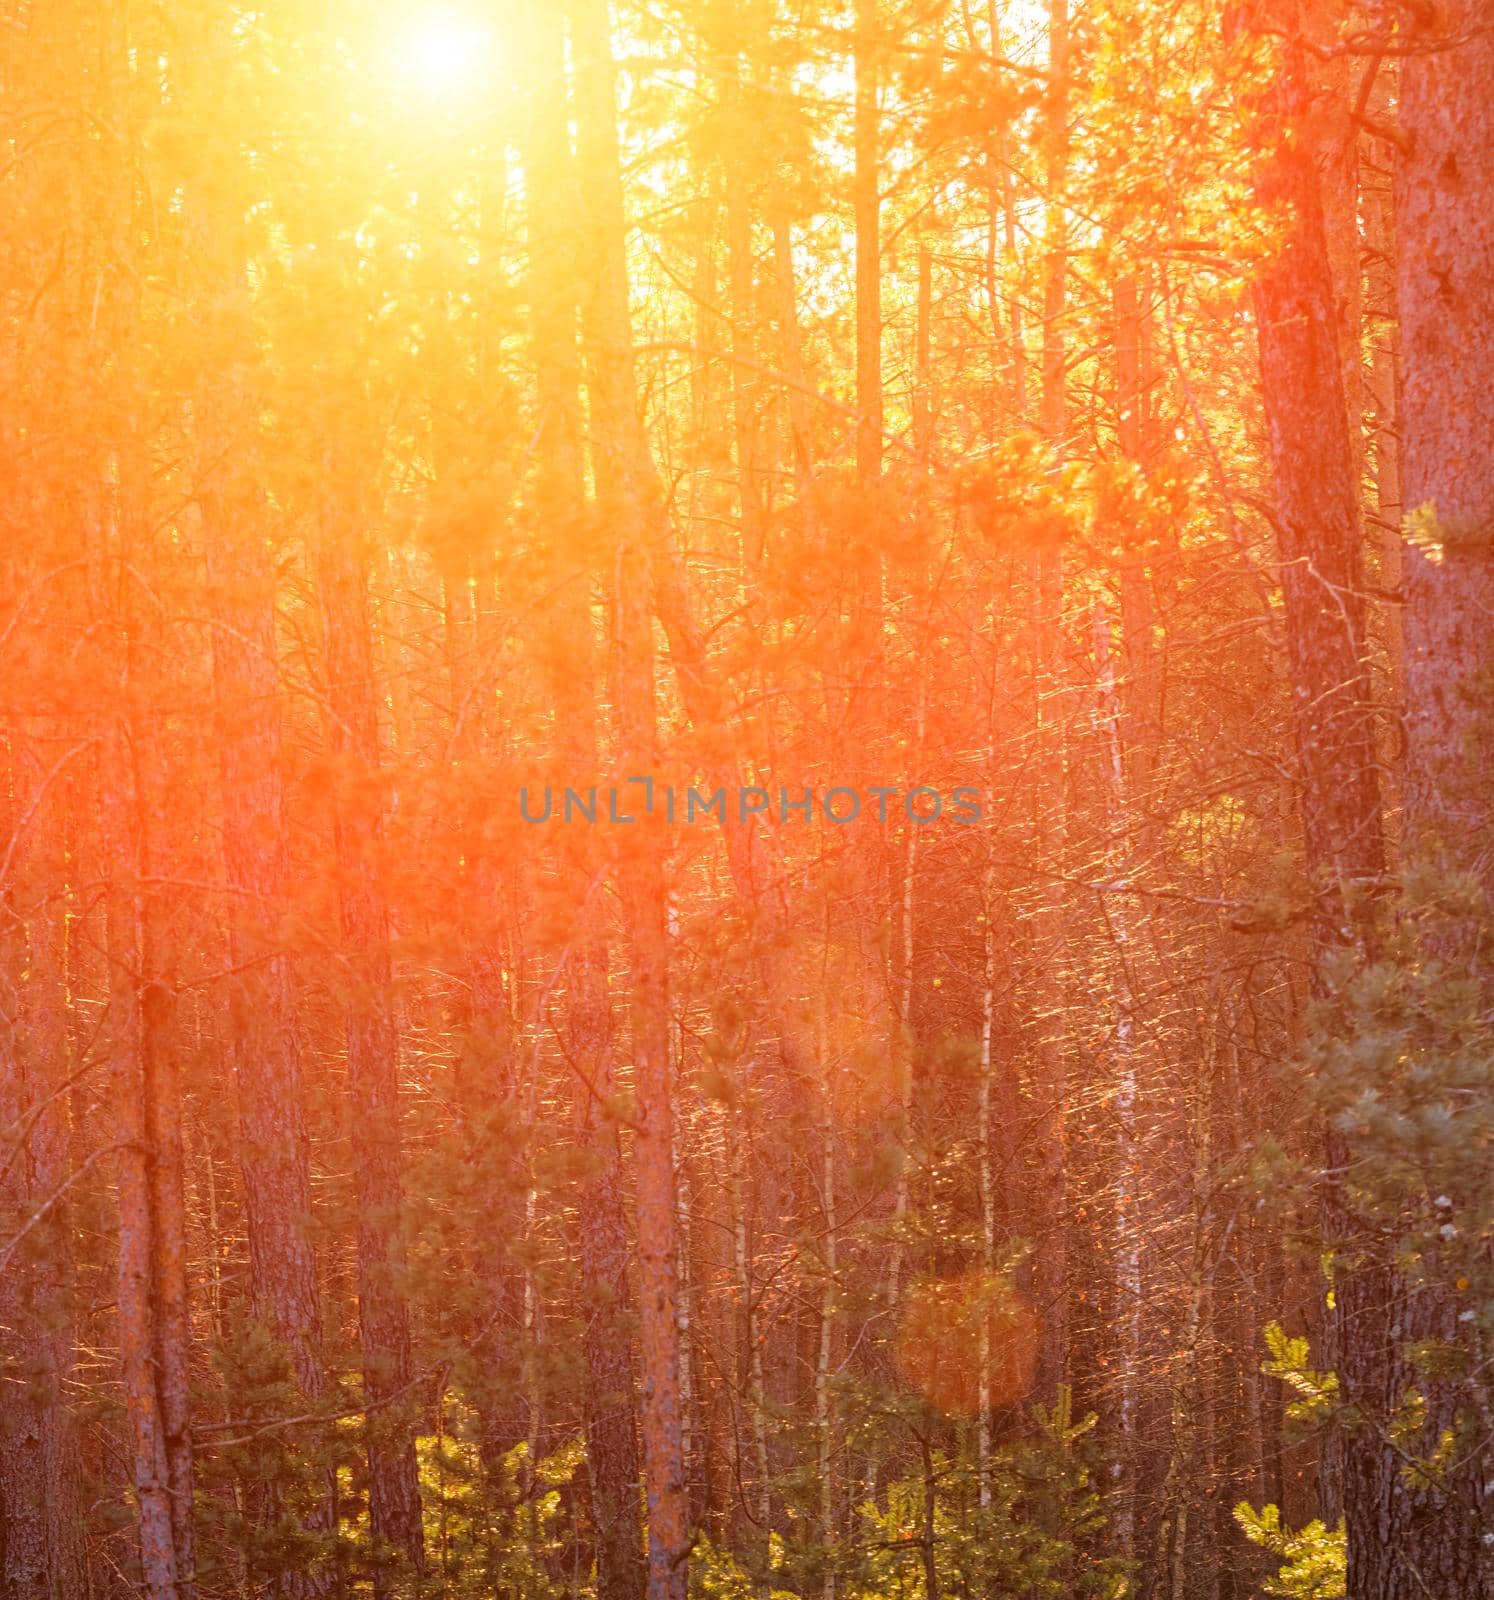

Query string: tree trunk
521 5 647 1593
1387 4 1494 1594
0 740 88 1600
202 436 337 1599
1251 9 1401 1593
1029 0 1071 1414
1252 9 1384 922
853 0 882 491
316 528 425 1589
1397 0 1494 904
99 597 194 1600
570 4 691 1597
722 17 767 576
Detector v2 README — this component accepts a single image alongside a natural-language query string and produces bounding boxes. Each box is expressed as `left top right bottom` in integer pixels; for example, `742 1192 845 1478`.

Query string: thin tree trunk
770 204 814 512
202 445 337 1599
316 528 425 1589
1094 603 1142 1558
1028 0 1071 1413
853 0 882 491
1362 135 1402 833
521 4 647 1593
884 246 934 1313
977 857 998 1505
570 5 691 1597
722 19 766 576
814 969 839 1600
1108 271 1166 1564
142 876 195 1598
849 0 888 779
99 581 193 1600
0 741 88 1600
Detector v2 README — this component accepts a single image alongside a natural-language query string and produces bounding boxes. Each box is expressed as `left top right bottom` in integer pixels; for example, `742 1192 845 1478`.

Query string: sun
397 9 494 98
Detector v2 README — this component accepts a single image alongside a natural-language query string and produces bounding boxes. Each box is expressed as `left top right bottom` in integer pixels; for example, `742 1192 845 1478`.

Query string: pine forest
0 1 1489 1598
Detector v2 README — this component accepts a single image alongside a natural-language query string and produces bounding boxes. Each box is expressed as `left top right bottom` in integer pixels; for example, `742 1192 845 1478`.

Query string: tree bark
202 416 336 1600
1252 8 1384 923
316 527 426 1588
1388 3 1494 1594
1251 10 1400 1594
98 592 194 1600
570 4 691 1597
0 742 88 1600
522 5 647 1595
1029 0 1072 1414
1397 0 1494 905
853 0 882 491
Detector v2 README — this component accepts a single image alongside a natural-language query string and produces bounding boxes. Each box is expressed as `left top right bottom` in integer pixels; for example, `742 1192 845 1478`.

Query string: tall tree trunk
771 202 814 512
722 14 767 576
0 739 88 1600
1094 603 1143 1558
201 404 336 1600
850 0 888 759
1108 271 1167 1564
1251 4 1394 1587
1362 133 1402 823
521 5 646 1593
1397 0 1494 901
814 961 840 1600
103 737 184 1600
853 0 882 491
570 4 691 1597
883 243 934 1311
177 10 336 1569
316 528 425 1589
98 548 195 1600
1388 4 1494 1594
0 13 92 1578
1252 10 1384 921
142 870 195 1600
1030 0 1071 1414
845 3 904 1433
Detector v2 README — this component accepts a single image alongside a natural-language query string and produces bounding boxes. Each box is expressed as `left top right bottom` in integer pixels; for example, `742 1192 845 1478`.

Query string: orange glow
7 0 1477 1584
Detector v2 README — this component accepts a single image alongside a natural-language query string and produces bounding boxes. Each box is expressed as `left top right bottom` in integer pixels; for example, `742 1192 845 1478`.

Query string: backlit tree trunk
98 540 195 1600
1397 0 1494 901
316 525 426 1588
1251 5 1394 1587
200 370 336 1600
853 0 882 492
1252 10 1384 920
570 4 691 1596
0 739 87 1600
1389 3 1494 1593
1030 0 1072 1414
523 5 646 1594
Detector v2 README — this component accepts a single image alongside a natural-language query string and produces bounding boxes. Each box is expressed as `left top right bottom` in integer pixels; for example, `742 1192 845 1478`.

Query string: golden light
395 9 494 99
